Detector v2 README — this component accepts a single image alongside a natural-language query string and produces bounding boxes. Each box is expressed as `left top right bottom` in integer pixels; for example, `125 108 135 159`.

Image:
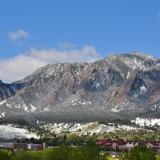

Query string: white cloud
29 45 100 63
0 55 46 83
8 29 28 41
0 45 101 83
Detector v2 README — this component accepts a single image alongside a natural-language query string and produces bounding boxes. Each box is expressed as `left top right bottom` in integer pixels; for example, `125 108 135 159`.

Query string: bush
120 145 156 160
0 146 108 160
0 150 12 160
12 150 43 160
43 144 107 160
43 146 69 160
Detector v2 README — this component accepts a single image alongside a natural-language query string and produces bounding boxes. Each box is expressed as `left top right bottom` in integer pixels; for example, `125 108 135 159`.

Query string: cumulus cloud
8 29 28 41
0 45 101 83
0 55 46 83
29 45 100 63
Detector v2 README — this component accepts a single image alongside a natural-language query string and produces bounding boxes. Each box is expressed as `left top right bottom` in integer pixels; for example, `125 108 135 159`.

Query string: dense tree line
0 144 107 160
119 145 156 160
0 144 159 160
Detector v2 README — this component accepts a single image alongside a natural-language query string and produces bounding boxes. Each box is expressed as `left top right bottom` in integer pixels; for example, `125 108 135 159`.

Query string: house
138 141 148 146
27 144 43 150
13 143 28 150
148 141 160 150
0 143 27 150
96 139 106 146
0 143 14 149
96 139 160 151
116 140 128 150
102 140 113 149
125 141 138 150
0 142 43 151
96 139 129 150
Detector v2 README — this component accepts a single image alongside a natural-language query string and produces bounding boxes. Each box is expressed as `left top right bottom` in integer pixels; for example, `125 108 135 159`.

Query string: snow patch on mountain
0 100 7 105
23 104 28 112
140 85 147 94
0 112 5 118
131 117 160 127
110 106 122 113
30 104 37 112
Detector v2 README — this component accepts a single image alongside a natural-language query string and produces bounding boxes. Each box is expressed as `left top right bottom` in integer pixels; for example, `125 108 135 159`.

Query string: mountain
0 53 160 126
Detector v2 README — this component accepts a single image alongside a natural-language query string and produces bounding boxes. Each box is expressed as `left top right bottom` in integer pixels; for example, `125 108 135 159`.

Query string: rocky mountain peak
0 53 160 125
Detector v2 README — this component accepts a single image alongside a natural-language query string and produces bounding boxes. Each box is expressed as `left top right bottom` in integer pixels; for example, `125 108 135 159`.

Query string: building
27 143 43 150
96 139 160 151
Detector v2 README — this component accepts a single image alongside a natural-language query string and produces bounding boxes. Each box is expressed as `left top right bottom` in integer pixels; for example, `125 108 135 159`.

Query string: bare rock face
0 53 160 125
0 80 24 101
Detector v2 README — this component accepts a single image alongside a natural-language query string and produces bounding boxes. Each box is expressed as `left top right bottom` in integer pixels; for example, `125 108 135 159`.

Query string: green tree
43 146 69 160
120 145 156 160
12 150 43 160
42 145 107 160
12 151 30 160
0 150 12 160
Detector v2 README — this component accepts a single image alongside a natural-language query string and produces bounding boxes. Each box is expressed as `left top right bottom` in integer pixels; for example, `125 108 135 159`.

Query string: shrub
0 150 12 160
120 145 156 160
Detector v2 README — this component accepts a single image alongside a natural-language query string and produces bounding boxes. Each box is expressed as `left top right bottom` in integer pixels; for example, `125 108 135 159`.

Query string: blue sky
0 0 160 82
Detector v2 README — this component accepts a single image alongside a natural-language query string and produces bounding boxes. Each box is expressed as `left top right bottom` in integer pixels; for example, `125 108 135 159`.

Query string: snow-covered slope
0 124 38 139
36 121 142 136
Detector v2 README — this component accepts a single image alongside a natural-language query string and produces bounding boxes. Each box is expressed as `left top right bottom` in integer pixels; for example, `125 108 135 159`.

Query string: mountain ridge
0 53 160 125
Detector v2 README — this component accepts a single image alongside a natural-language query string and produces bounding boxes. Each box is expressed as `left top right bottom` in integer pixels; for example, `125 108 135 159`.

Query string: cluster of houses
96 139 160 151
0 139 159 152
0 142 45 151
